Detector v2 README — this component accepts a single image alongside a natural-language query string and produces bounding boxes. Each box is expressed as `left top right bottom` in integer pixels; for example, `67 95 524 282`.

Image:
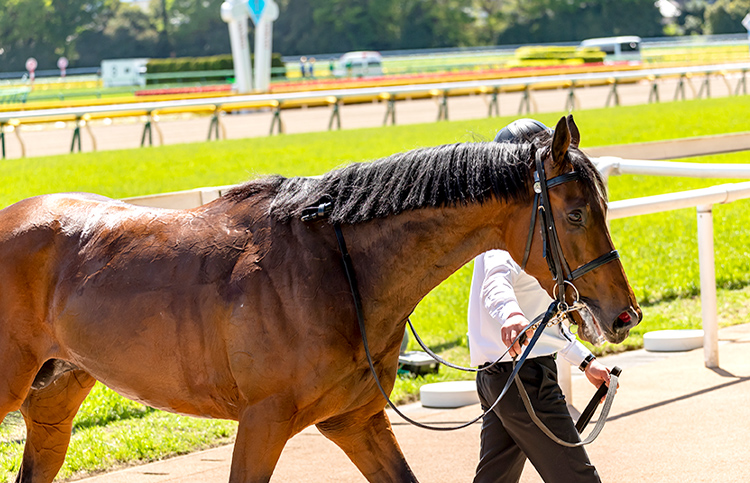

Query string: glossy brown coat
0 116 640 482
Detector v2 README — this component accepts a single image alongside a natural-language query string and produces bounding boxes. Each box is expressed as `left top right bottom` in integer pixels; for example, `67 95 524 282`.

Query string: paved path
1 75 740 160
77 323 750 482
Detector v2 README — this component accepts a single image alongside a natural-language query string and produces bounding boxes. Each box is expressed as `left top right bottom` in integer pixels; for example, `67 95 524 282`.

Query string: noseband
521 148 620 310
299 146 624 435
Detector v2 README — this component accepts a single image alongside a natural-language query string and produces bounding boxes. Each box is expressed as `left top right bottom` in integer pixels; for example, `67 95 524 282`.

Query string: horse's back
0 192 256 418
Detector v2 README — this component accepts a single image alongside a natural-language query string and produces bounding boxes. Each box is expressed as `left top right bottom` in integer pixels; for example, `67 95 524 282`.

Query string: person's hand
500 313 534 358
584 359 617 402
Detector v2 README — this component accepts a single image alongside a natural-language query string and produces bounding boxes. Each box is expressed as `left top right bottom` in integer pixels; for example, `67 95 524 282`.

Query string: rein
299 147 623 439
332 220 557 431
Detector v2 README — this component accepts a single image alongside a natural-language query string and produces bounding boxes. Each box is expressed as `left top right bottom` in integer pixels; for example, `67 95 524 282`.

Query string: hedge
516 46 606 64
145 54 285 84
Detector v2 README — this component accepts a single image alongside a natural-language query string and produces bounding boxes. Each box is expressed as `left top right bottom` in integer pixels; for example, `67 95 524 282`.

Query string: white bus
334 51 383 78
579 36 641 62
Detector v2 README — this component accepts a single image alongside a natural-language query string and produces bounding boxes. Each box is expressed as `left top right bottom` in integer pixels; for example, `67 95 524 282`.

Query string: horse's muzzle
609 307 641 343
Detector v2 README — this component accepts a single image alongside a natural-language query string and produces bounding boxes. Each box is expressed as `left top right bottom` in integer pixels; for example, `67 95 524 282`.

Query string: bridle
299 145 623 437
521 147 620 314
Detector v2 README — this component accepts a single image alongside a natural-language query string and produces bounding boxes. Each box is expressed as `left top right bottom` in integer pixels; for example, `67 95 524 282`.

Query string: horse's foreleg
228 398 294 483
317 408 418 482
15 369 95 483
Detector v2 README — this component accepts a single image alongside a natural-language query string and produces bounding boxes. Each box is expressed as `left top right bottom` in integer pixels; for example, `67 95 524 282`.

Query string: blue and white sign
247 0 265 24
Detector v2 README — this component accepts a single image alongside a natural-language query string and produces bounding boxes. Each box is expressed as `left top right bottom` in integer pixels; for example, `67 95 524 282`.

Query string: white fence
604 159 750 369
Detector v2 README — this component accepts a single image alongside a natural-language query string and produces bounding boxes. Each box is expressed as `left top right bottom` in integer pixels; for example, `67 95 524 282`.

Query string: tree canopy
1 0 737 73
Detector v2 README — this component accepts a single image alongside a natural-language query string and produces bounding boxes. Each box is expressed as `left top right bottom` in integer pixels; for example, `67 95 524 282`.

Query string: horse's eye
568 210 583 224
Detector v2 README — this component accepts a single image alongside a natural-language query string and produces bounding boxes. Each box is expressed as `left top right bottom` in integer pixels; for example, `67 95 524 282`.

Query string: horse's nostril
614 311 632 331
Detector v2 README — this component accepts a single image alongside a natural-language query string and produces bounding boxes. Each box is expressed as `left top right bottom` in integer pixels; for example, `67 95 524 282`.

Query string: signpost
220 0 278 93
58 57 69 78
253 0 278 92
247 0 265 24
25 57 37 83
221 0 254 93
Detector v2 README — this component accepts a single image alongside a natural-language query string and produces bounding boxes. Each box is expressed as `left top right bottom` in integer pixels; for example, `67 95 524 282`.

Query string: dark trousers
474 355 600 483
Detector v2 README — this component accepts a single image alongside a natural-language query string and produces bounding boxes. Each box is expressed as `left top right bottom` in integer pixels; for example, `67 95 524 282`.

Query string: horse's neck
344 199 525 324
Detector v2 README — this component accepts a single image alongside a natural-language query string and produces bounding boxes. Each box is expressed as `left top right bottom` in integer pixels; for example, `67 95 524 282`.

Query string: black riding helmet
494 118 551 143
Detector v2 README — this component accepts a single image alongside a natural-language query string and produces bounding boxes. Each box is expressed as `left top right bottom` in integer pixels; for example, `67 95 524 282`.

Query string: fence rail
3 61 750 158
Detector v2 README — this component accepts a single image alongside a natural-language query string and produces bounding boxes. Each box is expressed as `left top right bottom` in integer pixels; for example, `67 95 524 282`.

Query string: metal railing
602 159 750 369
3 61 747 125
3 60 750 158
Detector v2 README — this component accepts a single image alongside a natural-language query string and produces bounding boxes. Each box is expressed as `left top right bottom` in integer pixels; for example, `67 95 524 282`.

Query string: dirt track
1 75 739 160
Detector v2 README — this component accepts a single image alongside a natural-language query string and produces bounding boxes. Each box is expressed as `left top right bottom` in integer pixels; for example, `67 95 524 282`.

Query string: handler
468 119 613 483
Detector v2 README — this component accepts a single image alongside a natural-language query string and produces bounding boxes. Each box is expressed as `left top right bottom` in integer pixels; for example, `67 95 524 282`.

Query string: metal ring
553 280 581 307
564 280 581 302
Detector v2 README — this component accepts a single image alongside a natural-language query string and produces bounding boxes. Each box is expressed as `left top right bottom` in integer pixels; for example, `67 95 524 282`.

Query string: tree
167 0 230 57
274 0 474 55
75 4 161 66
0 0 57 70
397 0 475 50
669 0 709 36
0 0 117 71
497 0 664 44
472 0 506 46
704 0 750 34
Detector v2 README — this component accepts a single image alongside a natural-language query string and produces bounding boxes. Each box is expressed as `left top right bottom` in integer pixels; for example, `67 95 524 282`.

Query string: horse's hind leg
317 408 418 482
15 368 95 483
229 397 296 483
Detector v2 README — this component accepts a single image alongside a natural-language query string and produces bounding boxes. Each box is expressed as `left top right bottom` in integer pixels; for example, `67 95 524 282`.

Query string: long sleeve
468 250 594 367
480 251 524 328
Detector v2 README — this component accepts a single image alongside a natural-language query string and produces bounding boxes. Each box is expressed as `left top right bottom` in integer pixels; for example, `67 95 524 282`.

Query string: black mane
223 135 606 224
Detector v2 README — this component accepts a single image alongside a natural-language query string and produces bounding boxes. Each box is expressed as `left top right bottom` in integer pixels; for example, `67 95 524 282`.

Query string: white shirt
468 250 591 367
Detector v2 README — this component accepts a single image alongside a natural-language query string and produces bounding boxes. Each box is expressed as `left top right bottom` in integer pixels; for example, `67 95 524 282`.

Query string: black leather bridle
299 146 624 433
522 148 620 311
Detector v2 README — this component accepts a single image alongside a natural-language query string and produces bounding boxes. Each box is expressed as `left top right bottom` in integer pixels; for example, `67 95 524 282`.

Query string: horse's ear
551 116 571 167
567 114 580 148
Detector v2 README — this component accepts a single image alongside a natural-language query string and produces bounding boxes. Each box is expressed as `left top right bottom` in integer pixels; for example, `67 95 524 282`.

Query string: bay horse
0 115 640 482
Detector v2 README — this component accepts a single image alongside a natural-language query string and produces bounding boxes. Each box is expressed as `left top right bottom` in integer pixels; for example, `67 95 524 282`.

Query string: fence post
327 96 341 130
0 121 5 159
381 93 396 126
518 85 532 114
674 73 687 101
71 116 83 153
141 111 154 147
697 204 719 368
436 90 449 121
488 87 500 117
605 78 620 107
734 69 747 96
269 100 284 135
565 80 579 111
697 73 711 99
207 106 223 140
648 75 660 103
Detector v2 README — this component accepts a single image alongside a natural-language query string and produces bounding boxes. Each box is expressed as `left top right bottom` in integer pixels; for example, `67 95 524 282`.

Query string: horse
0 115 640 482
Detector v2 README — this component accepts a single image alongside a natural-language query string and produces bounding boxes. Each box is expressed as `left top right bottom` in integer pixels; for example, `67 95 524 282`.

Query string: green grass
1 393 237 481
3 96 750 481
3 96 750 207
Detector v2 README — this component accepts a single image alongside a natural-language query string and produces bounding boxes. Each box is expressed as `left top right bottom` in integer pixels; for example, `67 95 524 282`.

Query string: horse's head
509 115 641 345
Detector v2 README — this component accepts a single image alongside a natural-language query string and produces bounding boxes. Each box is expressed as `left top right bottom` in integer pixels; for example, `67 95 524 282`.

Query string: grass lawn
2 96 750 481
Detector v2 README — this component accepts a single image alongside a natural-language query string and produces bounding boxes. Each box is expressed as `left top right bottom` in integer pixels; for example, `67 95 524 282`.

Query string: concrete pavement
76 323 750 482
